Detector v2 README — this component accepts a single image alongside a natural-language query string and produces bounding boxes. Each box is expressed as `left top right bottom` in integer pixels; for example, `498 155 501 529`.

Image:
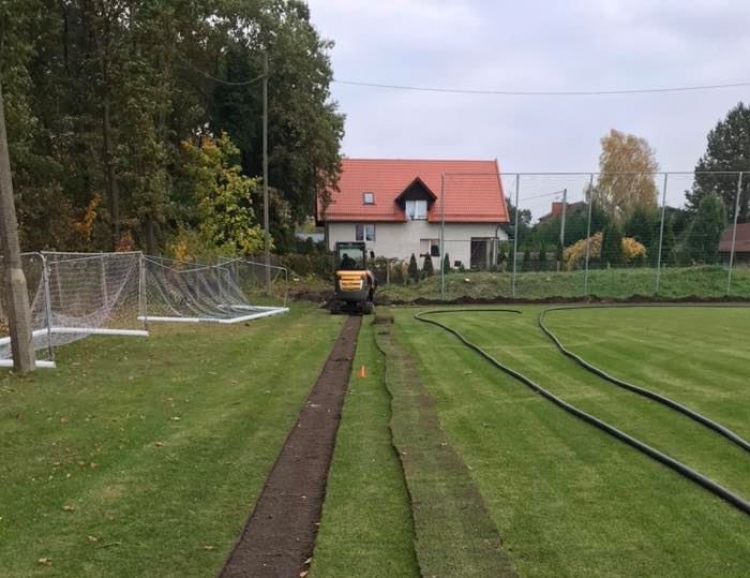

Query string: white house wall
326 221 508 267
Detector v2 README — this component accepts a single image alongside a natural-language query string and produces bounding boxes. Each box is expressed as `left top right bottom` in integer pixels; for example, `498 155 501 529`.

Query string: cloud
308 0 749 210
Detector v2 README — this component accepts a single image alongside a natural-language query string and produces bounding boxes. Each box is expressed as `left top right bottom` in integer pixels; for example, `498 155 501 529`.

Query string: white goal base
139 306 289 324
0 359 57 369
0 327 149 348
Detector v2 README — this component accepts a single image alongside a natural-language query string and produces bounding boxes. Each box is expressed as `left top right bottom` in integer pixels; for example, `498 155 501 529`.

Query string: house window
363 192 375 205
420 238 440 257
355 224 376 242
406 200 427 220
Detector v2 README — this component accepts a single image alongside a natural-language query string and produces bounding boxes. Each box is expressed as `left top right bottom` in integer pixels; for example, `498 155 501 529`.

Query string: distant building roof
719 222 750 253
318 158 509 224
538 201 587 224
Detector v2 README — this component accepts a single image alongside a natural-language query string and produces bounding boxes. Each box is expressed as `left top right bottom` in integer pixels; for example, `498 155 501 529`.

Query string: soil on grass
217 316 361 578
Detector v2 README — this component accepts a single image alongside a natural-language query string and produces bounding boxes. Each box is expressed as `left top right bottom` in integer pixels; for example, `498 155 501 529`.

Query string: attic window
363 192 375 205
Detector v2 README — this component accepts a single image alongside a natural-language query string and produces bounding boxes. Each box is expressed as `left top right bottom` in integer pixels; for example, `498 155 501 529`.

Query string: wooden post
0 78 35 372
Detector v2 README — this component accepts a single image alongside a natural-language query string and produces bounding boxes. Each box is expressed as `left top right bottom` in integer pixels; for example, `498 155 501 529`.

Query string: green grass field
0 306 341 578
383 306 750 577
543 306 750 440
3 304 750 578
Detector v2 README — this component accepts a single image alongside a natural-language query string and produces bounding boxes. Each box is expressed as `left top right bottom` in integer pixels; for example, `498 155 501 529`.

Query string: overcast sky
306 0 750 214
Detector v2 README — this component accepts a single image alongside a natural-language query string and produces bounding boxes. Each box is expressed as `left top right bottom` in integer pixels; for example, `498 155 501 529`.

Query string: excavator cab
331 241 376 314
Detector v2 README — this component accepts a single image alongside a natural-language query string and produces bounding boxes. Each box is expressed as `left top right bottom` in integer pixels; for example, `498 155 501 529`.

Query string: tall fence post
440 173 446 300
655 173 669 295
511 174 520 298
727 172 744 295
583 174 595 295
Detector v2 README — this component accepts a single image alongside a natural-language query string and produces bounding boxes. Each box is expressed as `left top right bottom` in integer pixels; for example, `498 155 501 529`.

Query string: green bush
408 253 420 283
443 253 452 274
422 254 435 278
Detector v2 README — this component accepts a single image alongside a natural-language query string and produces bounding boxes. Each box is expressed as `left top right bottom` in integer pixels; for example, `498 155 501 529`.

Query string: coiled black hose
414 308 750 517
539 306 750 454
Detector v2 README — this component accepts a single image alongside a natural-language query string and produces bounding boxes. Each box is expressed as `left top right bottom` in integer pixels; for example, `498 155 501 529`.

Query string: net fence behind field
370 171 750 301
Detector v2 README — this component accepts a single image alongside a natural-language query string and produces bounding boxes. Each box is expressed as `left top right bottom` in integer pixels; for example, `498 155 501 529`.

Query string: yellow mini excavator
331 241 377 314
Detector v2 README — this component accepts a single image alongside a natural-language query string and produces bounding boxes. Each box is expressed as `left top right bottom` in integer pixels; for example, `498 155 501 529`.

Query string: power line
333 78 750 97
176 52 265 87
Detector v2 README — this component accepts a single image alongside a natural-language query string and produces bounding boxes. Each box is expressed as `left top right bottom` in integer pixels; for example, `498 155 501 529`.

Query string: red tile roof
719 222 750 253
319 159 509 223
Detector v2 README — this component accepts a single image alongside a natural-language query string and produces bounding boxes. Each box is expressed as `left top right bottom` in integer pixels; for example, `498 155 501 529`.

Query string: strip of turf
0 306 342 578
394 307 750 578
310 320 419 578
375 315 517 578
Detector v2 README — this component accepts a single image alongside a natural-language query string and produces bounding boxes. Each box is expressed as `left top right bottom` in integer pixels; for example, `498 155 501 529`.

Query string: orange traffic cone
358 365 366 378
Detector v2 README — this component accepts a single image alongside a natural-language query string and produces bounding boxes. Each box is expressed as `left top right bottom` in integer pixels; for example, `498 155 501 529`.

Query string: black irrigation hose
414 308 750 517
539 306 750 454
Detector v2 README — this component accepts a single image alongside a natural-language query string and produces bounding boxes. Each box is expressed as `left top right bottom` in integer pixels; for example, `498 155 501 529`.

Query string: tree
408 253 419 283
537 243 547 271
685 194 727 264
176 133 264 258
600 223 624 266
687 102 750 222
422 253 434 278
623 206 658 249
443 253 452 274
506 199 532 245
596 129 659 223
3 0 343 256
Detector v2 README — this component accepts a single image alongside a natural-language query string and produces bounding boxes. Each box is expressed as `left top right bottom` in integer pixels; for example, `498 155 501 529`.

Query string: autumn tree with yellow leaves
595 129 659 224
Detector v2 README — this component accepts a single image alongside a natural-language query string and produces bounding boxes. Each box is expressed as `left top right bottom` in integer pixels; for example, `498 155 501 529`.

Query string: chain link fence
373 171 749 301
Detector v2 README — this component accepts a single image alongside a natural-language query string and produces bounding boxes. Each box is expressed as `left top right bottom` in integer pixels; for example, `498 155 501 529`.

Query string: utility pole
0 78 35 372
559 188 568 247
262 52 271 294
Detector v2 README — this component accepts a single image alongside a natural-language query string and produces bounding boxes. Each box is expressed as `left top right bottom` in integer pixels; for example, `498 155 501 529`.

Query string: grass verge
375 315 517 577
394 307 750 578
0 306 341 578
379 265 750 301
310 319 419 578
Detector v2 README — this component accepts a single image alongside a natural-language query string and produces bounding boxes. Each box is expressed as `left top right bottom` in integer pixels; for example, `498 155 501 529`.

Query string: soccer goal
0 251 148 369
142 256 289 324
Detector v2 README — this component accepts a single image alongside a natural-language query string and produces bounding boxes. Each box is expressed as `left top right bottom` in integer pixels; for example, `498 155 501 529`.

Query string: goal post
142 256 289 324
1 251 149 369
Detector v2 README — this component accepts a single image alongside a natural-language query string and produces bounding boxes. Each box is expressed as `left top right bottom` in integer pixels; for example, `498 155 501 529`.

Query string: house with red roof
317 158 510 269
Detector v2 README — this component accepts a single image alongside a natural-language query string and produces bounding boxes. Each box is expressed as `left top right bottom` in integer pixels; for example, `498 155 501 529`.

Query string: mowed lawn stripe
544 307 750 439
376 319 517 578
0 307 342 578
310 321 419 578
394 308 750 578
431 310 750 501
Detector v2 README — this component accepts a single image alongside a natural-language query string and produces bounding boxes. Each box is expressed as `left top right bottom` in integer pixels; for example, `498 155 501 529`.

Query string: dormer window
363 192 375 205
405 200 427 220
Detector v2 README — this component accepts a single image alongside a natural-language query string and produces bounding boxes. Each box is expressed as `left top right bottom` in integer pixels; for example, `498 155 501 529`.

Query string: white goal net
143 256 289 324
0 252 148 368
